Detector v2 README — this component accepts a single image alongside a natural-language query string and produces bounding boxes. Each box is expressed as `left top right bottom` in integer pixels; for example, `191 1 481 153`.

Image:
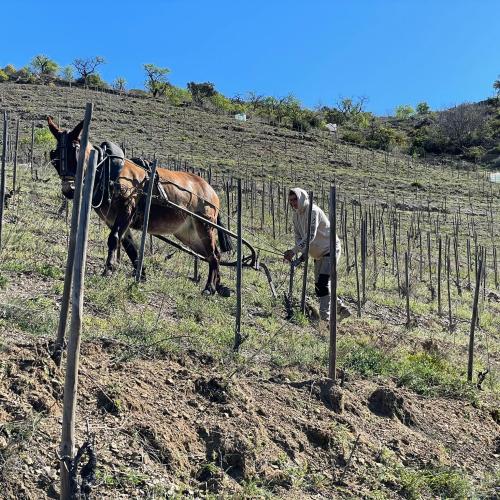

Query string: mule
47 117 232 296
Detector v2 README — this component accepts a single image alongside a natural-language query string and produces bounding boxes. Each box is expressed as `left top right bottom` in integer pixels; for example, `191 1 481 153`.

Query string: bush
2 65 16 77
341 129 364 145
416 102 431 114
34 127 56 152
210 93 234 113
76 73 108 89
188 82 216 103
366 125 407 151
165 86 192 106
395 105 415 119
463 145 486 162
0 70 8 83
12 67 35 83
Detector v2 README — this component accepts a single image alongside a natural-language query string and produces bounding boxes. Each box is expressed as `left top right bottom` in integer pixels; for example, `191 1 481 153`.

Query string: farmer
284 188 351 323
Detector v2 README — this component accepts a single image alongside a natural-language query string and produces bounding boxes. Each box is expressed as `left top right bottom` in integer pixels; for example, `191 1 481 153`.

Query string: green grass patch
338 338 477 400
0 297 58 337
399 465 472 500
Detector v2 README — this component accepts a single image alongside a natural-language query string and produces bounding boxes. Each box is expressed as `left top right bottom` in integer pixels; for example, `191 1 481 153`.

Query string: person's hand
283 249 294 262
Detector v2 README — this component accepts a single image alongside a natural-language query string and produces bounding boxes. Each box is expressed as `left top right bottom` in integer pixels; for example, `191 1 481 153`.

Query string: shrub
34 127 57 152
341 129 364 145
416 102 431 114
188 82 217 104
395 105 415 119
210 93 234 113
463 145 486 162
2 65 16 77
165 85 193 106
76 73 108 89
0 70 8 83
366 125 407 151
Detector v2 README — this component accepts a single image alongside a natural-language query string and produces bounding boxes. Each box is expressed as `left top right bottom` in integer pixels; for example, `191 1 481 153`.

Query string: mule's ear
69 120 84 141
47 116 60 137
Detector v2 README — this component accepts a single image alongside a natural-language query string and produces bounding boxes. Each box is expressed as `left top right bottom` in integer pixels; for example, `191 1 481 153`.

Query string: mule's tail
217 214 233 253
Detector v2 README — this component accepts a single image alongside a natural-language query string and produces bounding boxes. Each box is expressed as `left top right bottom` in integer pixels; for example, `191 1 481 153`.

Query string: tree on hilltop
30 55 58 77
337 96 367 118
416 102 431 115
187 82 216 104
437 103 488 151
60 66 74 85
395 105 415 119
113 77 126 92
73 56 105 87
144 64 170 97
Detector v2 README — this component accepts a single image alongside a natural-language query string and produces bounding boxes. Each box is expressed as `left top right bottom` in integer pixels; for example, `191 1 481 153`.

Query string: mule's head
47 116 83 199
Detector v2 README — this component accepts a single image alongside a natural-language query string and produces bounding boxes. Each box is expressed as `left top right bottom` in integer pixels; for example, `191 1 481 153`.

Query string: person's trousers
314 249 340 321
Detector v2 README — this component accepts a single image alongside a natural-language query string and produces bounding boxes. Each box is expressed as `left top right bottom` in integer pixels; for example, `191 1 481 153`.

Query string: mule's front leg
104 226 120 276
122 230 146 281
104 212 133 276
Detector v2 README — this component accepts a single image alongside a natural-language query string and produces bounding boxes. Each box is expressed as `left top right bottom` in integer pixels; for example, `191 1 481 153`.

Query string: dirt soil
0 338 498 499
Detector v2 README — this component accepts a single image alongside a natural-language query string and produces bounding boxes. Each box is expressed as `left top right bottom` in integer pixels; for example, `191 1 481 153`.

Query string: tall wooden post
136 160 158 282
30 120 35 180
437 236 442 315
300 191 314 314
328 185 337 381
467 254 483 382
405 252 411 328
234 179 243 351
12 118 19 195
54 103 93 364
0 112 7 251
60 149 97 500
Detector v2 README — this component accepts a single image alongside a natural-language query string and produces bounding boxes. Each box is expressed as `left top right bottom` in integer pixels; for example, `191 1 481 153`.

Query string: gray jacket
290 187 340 260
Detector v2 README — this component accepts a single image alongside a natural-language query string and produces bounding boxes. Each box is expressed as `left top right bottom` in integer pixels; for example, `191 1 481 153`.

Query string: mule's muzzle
61 178 75 200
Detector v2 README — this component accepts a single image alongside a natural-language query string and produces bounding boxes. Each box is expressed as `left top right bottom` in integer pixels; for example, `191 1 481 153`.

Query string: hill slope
0 83 498 498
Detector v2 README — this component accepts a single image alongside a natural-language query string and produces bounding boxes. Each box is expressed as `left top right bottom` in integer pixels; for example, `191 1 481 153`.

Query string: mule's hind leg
199 223 230 297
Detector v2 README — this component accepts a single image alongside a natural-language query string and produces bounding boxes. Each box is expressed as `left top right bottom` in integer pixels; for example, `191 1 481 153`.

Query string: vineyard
0 83 498 499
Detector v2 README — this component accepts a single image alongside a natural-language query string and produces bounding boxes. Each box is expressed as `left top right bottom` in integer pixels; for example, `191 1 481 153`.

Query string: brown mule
47 117 232 296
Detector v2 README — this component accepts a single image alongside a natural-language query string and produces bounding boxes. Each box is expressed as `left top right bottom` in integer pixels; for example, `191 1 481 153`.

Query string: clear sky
1 0 499 116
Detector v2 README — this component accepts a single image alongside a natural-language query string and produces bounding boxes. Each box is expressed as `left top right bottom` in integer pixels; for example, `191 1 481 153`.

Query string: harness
91 141 125 208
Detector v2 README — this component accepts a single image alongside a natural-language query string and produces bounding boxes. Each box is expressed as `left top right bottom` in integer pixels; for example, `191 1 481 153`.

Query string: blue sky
1 0 499 115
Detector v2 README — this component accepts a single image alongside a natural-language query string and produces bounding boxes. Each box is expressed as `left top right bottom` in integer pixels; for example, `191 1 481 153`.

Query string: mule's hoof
216 285 231 298
134 271 147 282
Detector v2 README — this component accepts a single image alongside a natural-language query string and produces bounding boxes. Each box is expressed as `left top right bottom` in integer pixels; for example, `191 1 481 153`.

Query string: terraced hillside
0 83 498 499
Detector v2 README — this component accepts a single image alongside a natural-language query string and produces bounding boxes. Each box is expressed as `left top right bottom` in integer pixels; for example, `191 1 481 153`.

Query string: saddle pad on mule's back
100 141 125 180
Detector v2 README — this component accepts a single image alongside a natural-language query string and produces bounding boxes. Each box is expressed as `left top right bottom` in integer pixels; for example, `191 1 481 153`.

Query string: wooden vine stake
136 159 158 282
53 103 93 365
233 178 243 351
300 191 314 314
328 185 337 381
0 111 7 251
467 252 483 383
60 149 98 499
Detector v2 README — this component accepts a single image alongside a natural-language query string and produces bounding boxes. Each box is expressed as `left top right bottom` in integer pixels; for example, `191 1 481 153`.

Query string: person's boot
319 295 330 322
